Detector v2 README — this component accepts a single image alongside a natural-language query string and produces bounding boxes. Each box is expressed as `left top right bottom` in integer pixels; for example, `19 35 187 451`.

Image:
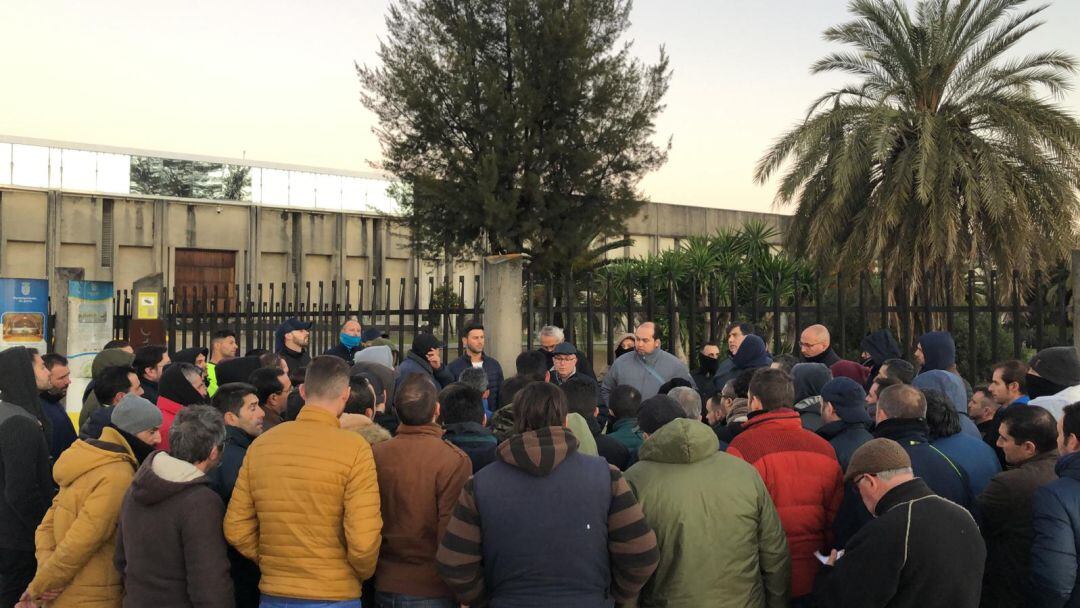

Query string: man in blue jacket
447 320 504 407
397 333 455 390
1030 401 1080 607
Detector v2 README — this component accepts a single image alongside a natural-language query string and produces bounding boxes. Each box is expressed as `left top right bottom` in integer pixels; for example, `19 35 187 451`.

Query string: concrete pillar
483 254 524 367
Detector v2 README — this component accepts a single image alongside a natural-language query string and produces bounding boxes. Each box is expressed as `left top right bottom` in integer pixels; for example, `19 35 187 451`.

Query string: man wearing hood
913 370 981 438
1026 346 1080 419
817 377 874 472
712 324 763 390
275 317 313 373
915 330 974 401
859 329 901 389
800 324 841 367
396 333 455 391
20 394 159 608
792 363 832 432
156 362 209 452
171 346 208 370
625 399 790 608
78 347 136 428
324 317 364 363
601 322 695 404
132 344 169 405
114 405 233 607
0 347 54 608
437 382 658 606
40 354 77 462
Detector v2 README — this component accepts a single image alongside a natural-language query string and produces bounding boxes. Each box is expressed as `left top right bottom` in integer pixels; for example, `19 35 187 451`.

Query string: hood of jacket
638 418 719 464
0 347 48 432
53 426 136 488
918 331 956 372
793 363 831 402
817 419 872 441
830 360 871 386
861 330 902 365
1057 451 1080 480
354 345 394 369
496 425 580 477
214 356 262 386
158 364 206 406
733 334 772 370
130 450 209 506
91 348 136 378
912 370 967 416
172 347 208 365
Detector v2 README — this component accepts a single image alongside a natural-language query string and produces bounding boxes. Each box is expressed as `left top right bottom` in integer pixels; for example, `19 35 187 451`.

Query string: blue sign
0 278 49 351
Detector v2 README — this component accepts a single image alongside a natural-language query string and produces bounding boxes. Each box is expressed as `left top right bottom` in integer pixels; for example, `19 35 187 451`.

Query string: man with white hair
667 386 703 421
536 325 594 379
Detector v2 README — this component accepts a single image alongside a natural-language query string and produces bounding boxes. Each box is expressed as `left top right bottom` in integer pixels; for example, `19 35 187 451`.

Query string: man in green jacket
625 400 790 608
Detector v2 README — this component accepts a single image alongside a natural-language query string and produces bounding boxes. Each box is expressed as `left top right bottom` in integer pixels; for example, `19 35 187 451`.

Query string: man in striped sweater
437 382 659 607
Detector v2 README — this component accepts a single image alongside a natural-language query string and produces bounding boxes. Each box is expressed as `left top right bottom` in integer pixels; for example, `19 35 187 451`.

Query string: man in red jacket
728 367 844 604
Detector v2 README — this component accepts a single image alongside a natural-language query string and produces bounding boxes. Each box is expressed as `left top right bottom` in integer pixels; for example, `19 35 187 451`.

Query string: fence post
484 254 525 370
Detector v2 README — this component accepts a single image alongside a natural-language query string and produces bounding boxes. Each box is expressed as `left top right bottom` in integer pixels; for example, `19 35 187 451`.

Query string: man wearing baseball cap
395 333 454 390
275 317 314 372
815 438 985 608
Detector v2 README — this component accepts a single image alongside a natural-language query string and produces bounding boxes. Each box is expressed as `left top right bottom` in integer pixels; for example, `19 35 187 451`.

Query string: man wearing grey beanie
110 393 163 464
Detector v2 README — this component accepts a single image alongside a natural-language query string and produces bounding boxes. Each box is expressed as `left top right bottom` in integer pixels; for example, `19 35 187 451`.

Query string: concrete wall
0 185 786 312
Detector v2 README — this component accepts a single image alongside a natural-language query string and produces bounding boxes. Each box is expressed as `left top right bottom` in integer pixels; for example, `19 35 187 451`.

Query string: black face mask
699 354 720 374
614 346 635 359
1026 373 1066 400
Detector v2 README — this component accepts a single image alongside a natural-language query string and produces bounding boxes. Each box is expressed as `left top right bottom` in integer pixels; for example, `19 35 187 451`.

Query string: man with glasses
548 343 580 386
815 438 985 608
800 324 841 367
536 325 595 379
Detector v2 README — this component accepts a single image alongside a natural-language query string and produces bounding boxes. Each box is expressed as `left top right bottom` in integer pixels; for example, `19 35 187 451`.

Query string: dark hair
211 329 237 343
732 368 755 398
169 405 226 464
95 366 137 406
249 367 287 405
513 382 567 434
701 341 719 350
460 319 485 339
103 339 130 350
246 348 269 358
878 384 927 419
133 345 169 379
658 377 692 395
560 377 599 418
771 354 799 374
459 367 488 393
881 358 915 384
439 384 485 425
609 384 642 419
993 360 1029 394
42 353 68 370
346 376 375 415
973 384 990 397
922 388 961 440
355 371 386 405
396 374 438 425
1062 402 1080 446
1000 405 1058 453
498 376 533 408
748 368 794 411
516 350 549 382
302 356 350 400
725 322 754 336
259 352 284 370
212 382 258 417
288 365 306 388
874 375 902 393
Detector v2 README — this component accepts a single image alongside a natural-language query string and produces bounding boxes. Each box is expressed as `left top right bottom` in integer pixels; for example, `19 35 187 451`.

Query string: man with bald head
601 322 695 404
801 324 842 367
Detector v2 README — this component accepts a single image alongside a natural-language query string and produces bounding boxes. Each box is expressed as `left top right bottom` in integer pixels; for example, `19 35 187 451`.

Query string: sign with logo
136 291 159 320
66 280 114 379
0 278 49 353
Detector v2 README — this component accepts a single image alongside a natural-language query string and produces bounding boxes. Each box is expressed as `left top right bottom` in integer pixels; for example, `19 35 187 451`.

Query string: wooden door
175 249 236 313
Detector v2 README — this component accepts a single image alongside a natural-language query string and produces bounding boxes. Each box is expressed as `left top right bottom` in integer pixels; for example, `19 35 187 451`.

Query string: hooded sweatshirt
79 349 137 428
733 334 773 370
918 331 956 373
27 427 136 608
860 329 902 383
171 347 208 366
792 363 831 431
0 346 51 441
625 419 790 608
913 370 981 438
437 426 659 607
114 451 233 608
156 365 208 452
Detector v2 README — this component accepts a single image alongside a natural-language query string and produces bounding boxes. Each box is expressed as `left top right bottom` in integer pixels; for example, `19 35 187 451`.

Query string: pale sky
1 0 1078 213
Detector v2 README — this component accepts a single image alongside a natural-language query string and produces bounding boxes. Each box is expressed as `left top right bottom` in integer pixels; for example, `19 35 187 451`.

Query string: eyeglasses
553 356 576 362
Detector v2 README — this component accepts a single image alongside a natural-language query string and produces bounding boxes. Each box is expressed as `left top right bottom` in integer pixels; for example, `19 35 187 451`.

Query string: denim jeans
260 595 362 608
373 591 455 608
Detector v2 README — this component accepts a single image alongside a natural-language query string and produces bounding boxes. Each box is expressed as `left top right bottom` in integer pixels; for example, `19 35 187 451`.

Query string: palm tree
755 0 1080 303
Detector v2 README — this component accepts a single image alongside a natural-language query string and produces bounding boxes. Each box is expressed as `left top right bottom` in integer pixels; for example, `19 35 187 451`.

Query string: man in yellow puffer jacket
21 394 162 608
225 356 382 606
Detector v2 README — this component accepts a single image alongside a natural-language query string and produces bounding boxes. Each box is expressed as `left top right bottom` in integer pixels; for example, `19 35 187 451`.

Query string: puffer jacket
224 405 382 601
626 419 790 608
28 428 136 607
727 408 844 598
1030 451 1080 608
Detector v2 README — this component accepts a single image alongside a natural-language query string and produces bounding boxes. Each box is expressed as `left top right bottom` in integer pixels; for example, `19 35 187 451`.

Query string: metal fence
524 267 1073 383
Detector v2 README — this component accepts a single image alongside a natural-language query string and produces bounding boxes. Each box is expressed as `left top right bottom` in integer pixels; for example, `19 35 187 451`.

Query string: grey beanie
112 393 163 435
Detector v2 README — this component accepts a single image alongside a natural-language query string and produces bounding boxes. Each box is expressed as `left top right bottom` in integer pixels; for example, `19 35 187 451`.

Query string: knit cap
112 393 163 435
844 438 912 484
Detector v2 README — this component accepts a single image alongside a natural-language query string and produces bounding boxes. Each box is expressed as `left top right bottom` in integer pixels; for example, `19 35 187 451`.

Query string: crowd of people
2 315 1080 607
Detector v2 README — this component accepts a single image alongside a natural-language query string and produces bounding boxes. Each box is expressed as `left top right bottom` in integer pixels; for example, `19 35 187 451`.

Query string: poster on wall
0 278 49 353
65 280 114 380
